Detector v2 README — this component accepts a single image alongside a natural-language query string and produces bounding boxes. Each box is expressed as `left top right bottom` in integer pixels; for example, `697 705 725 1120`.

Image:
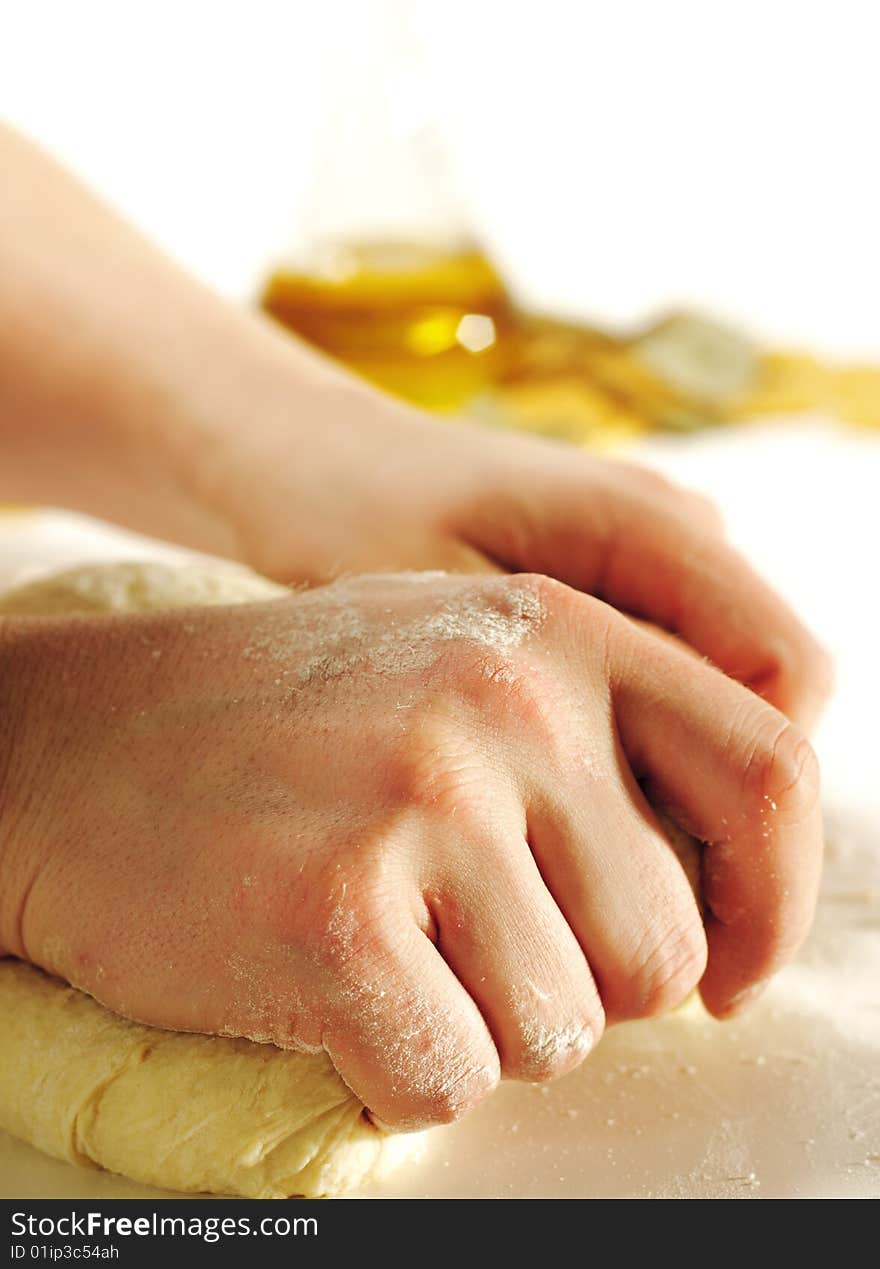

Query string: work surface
1 419 878 1198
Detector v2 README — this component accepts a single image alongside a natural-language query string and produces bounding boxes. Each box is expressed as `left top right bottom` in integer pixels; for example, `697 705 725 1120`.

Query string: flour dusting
242 574 546 686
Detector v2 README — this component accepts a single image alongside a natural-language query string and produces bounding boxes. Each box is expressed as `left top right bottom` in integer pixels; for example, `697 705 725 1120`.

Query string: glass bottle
259 0 516 411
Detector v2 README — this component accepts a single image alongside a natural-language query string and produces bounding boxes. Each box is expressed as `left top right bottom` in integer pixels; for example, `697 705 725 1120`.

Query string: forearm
0 123 384 560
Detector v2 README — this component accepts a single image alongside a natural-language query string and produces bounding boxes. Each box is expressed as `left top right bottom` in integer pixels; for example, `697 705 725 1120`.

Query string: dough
0 560 423 1198
0 558 289 615
0 961 420 1198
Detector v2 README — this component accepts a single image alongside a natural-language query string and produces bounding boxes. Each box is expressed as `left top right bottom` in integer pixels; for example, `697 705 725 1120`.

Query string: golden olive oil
260 244 880 440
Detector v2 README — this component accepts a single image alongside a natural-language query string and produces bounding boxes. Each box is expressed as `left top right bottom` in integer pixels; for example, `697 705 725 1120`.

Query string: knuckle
472 653 569 754
620 917 707 1019
411 1053 500 1127
487 570 579 628
510 572 618 679
513 570 566 605
506 1011 601 1082
382 712 485 819
294 861 399 977
514 571 581 623
484 570 611 651
309 902 388 977
740 717 820 824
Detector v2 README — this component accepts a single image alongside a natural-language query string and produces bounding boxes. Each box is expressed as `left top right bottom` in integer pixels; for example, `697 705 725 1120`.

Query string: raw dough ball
0 961 420 1198
0 559 423 1197
0 559 288 615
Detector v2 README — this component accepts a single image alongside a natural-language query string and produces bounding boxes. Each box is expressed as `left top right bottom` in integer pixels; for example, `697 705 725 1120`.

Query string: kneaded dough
0 558 289 616
0 961 420 1198
0 560 423 1198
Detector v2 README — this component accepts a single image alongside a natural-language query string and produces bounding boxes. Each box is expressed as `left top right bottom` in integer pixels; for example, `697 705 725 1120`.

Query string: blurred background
2 0 878 350
1 0 878 806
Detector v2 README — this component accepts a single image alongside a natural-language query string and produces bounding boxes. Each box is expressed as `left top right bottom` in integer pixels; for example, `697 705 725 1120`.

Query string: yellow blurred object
733 353 880 428
261 243 517 411
260 244 880 442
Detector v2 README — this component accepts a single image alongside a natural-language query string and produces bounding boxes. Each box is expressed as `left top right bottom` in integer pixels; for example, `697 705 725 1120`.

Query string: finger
471 469 833 729
321 919 499 1132
592 504 833 731
427 830 603 1081
607 617 823 1017
526 734 707 1024
610 460 727 536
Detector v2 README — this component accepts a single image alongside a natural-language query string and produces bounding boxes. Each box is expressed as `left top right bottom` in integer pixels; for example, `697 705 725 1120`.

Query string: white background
1 0 879 354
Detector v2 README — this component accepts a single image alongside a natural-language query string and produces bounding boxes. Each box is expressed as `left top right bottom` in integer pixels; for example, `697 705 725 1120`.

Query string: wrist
147 309 349 576
182 329 424 582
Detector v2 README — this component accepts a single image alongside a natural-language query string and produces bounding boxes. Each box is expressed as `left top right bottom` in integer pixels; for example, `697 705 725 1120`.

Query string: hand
205 379 832 732
0 572 822 1130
